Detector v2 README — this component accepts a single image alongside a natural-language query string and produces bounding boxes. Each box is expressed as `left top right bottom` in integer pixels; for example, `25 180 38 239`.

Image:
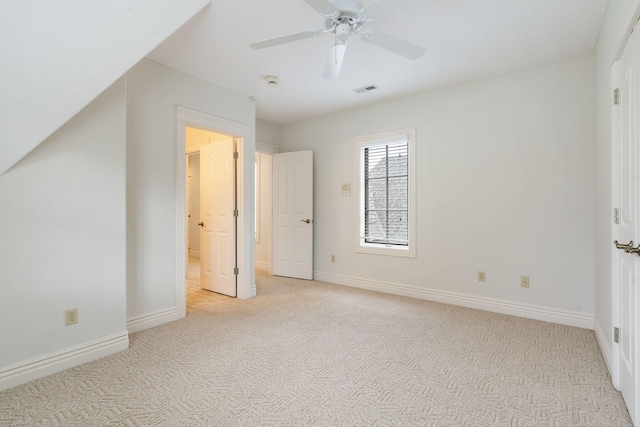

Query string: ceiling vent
353 84 379 94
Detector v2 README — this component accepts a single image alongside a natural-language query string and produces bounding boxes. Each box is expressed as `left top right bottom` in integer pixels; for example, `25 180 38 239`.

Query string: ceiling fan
250 0 426 79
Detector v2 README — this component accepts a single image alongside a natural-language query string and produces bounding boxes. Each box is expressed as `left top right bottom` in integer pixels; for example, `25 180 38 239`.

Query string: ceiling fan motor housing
331 0 364 17
324 0 366 33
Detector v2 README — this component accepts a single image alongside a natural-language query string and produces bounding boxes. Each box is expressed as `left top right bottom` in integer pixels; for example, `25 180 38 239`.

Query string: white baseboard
593 317 613 374
0 331 129 392
127 307 182 334
255 261 270 271
314 271 594 330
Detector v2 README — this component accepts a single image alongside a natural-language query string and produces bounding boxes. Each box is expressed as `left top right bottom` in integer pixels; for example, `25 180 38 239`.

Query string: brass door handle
301 219 311 224
198 222 204 227
614 240 640 255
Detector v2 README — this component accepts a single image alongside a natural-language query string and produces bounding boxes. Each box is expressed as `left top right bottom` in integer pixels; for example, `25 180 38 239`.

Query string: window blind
363 141 409 246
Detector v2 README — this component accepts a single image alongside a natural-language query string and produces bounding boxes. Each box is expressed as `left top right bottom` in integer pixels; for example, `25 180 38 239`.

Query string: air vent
353 84 379 94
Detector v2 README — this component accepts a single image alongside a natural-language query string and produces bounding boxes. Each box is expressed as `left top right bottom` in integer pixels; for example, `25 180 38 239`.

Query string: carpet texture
0 274 632 426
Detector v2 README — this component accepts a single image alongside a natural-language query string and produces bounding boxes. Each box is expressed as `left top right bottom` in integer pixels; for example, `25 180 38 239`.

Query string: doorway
255 151 273 274
185 127 236 310
176 107 254 318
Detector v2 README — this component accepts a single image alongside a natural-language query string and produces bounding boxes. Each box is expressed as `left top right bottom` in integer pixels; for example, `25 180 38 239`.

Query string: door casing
176 107 255 316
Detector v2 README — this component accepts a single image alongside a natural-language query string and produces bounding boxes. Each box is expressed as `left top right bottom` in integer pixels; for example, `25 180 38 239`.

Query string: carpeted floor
0 273 632 426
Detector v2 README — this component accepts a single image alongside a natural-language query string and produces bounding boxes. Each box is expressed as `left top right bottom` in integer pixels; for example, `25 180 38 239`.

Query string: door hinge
614 208 620 224
233 267 239 275
614 327 620 343
233 209 239 217
614 88 620 105
233 152 239 160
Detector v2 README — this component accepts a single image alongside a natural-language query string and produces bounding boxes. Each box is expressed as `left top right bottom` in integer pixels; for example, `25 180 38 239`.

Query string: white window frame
354 127 416 257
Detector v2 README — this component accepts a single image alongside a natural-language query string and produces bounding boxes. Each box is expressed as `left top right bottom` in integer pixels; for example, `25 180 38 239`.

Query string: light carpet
0 274 632 426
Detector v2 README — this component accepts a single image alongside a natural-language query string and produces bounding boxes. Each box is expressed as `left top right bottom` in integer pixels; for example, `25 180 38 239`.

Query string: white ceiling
147 0 608 126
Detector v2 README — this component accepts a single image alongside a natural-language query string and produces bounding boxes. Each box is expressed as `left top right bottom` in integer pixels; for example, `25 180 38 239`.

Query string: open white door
612 25 639 425
199 138 237 297
272 150 313 280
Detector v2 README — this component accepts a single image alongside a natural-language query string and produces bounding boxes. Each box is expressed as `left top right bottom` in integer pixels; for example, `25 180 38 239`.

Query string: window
355 128 416 257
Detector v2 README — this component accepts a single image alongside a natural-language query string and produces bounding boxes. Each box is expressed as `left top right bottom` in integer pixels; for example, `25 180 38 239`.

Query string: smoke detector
265 75 280 86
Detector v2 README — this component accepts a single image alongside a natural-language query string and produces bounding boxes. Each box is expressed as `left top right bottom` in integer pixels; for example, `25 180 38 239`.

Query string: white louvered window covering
364 142 409 246
355 128 416 257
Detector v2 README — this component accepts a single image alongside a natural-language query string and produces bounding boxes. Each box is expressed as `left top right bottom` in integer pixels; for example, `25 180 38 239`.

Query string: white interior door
613 26 639 425
272 150 313 280
200 138 236 296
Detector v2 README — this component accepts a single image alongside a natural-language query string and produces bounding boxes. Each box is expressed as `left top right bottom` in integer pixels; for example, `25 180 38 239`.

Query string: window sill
355 243 416 258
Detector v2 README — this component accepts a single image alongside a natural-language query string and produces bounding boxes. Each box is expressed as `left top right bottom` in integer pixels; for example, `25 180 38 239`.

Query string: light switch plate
341 182 351 196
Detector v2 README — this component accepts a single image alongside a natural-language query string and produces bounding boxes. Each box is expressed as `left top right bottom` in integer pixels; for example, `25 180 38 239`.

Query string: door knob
614 240 634 252
614 240 640 255
301 219 311 224
198 222 204 227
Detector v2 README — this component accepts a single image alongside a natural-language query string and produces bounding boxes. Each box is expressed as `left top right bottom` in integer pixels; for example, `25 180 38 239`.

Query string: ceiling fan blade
250 30 321 49
304 0 337 16
362 31 425 60
324 42 347 79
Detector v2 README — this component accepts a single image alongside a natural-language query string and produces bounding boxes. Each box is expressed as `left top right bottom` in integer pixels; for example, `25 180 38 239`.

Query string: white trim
612 2 640 62
255 261 270 271
176 106 254 303
126 307 181 333
314 271 594 329
594 317 613 375
255 153 261 243
177 121 188 319
177 107 248 136
0 332 128 392
353 127 416 258
256 140 279 154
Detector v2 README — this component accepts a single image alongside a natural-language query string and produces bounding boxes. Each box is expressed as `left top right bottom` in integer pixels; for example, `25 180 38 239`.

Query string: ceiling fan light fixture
335 22 352 42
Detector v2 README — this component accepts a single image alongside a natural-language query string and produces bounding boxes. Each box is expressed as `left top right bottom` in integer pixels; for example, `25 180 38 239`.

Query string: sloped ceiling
0 0 211 175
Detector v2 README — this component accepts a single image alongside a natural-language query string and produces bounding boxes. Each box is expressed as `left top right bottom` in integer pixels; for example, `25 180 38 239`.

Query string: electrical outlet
478 271 486 282
521 276 530 288
331 254 336 263
66 308 78 326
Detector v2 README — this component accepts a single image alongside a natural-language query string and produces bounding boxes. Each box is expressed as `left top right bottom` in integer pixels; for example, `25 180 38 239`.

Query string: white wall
255 152 273 270
593 0 640 368
280 55 596 326
188 153 201 257
126 59 255 328
256 119 282 147
0 79 128 389
0 0 210 175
